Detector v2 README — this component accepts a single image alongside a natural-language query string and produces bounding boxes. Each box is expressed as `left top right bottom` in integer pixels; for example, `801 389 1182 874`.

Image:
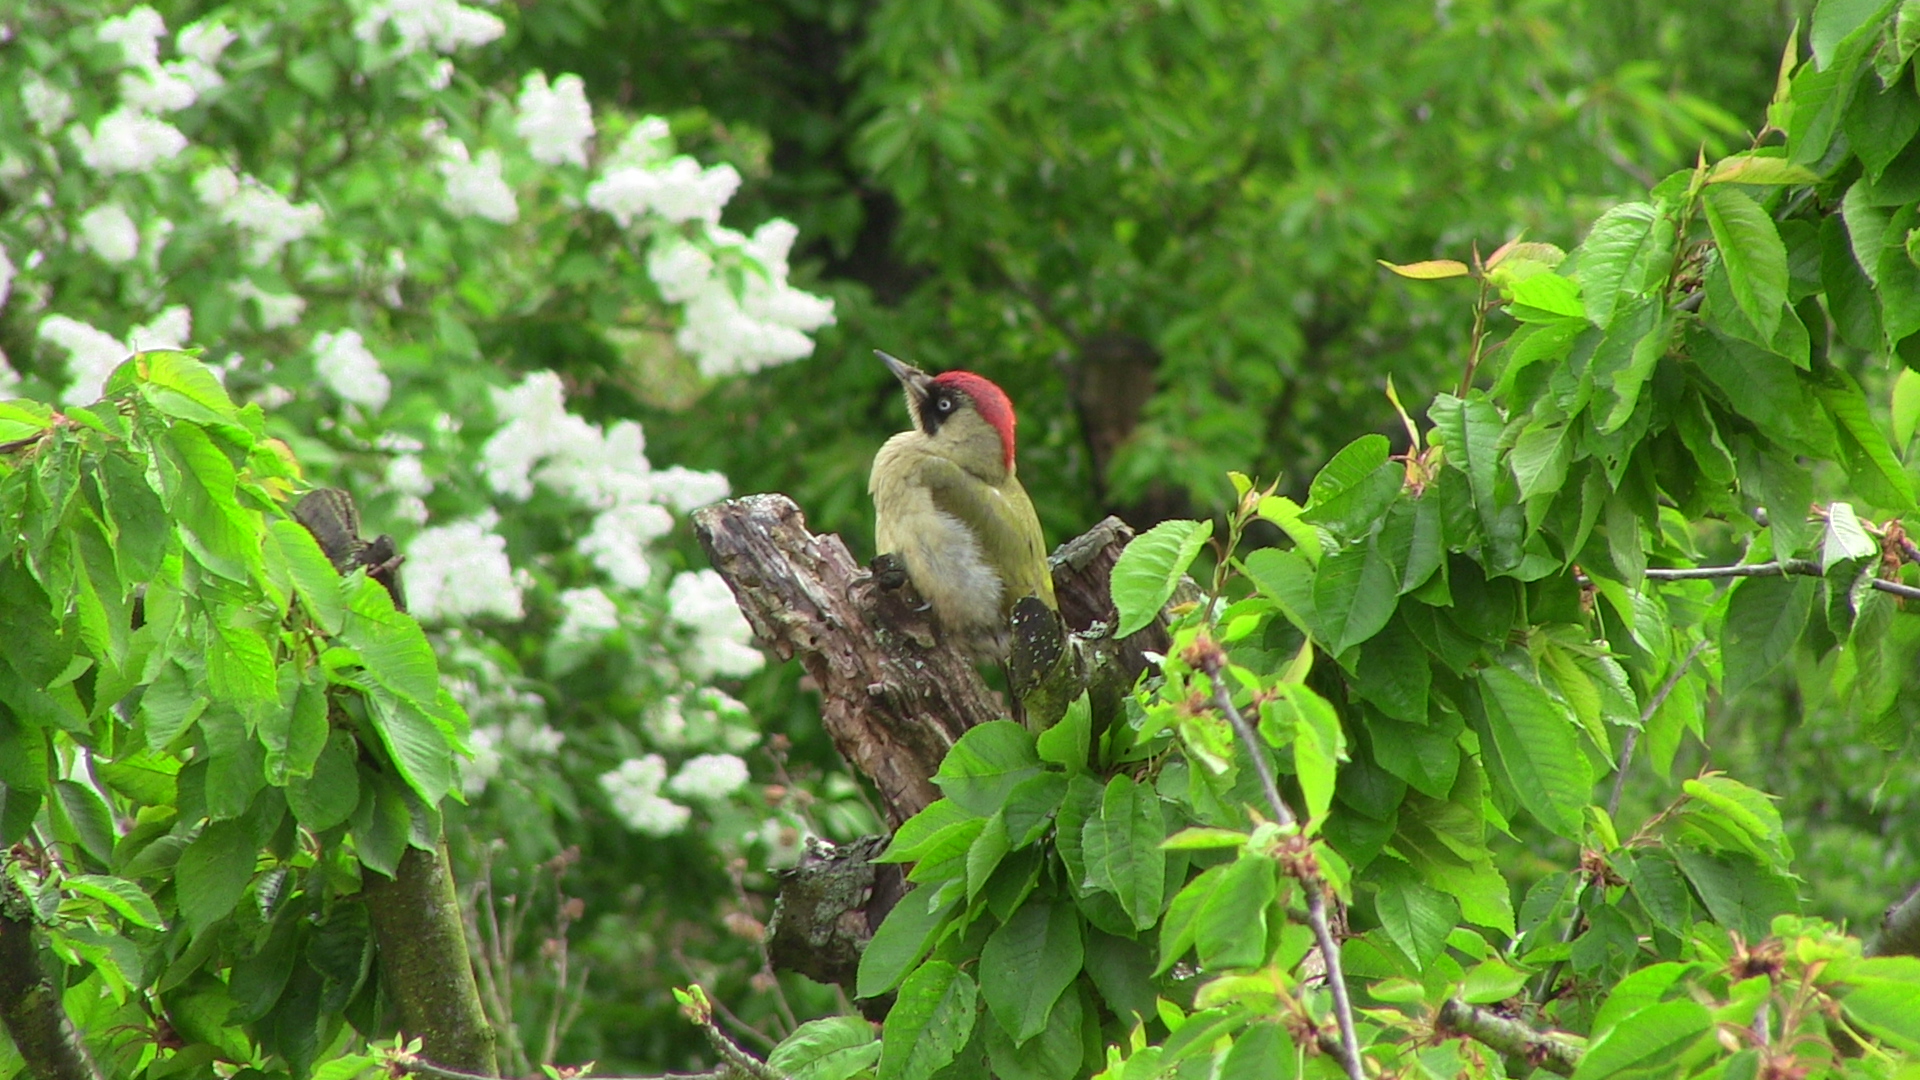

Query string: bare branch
1195 644 1365 1080
1608 638 1711 818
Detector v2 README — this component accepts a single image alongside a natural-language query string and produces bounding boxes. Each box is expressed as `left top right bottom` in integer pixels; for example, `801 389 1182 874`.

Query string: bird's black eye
935 396 955 413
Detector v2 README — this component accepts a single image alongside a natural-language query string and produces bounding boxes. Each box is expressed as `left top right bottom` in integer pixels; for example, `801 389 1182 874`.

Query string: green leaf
1570 999 1712 1080
288 730 360 831
1256 496 1322 565
1703 186 1788 340
1081 776 1166 931
175 819 257 933
1821 501 1879 570
1311 537 1398 655
1816 374 1917 511
1307 434 1391 508
1576 202 1670 329
63 874 164 929
1375 874 1458 969
1894 366 1920 446
163 423 261 583
1220 1021 1297 1080
1110 519 1212 637
1378 258 1471 280
1506 272 1585 319
985 984 1086 1080
935 721 1041 816
365 688 454 806
1704 154 1823 186
1836 956 1920 1050
207 608 279 719
1002 773 1068 847
1195 854 1276 970
965 813 1011 901
879 961 978 1080
1681 774 1789 864
52 780 116 865
137 351 239 425
1671 848 1798 941
1721 574 1817 699
768 1017 882 1080
1259 685 1343 824
1477 666 1592 839
980 900 1083 1043
339 574 443 706
858 892 958 999
272 519 347 635
1035 693 1090 772
0 399 54 444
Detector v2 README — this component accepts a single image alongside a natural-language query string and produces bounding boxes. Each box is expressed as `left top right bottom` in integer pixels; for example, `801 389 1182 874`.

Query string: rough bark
694 494 1003 826
0 874 103 1080
1869 881 1920 958
1435 998 1580 1077
695 496 1156 992
364 842 498 1075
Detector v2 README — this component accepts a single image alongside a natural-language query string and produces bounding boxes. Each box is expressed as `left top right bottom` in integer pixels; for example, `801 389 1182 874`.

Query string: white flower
71 109 189 174
555 586 621 642
646 238 714 304
21 76 74 134
194 165 240 205
37 317 125 403
203 174 325 264
505 715 564 756
311 329 392 411
668 570 762 677
606 117 673 169
437 141 518 224
118 66 198 112
586 157 741 228
78 204 140 264
515 72 594 167
407 512 523 621
667 753 749 802
353 0 505 56
166 59 225 95
176 20 237 65
463 725 503 796
424 59 454 91
756 815 809 870
578 503 672 589
132 306 193 352
386 454 434 497
649 466 729 512
95 6 167 68
599 755 691 836
0 245 15 310
231 281 307 330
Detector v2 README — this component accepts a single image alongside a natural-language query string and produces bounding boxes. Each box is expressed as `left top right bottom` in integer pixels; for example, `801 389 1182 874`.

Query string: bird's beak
877 350 931 402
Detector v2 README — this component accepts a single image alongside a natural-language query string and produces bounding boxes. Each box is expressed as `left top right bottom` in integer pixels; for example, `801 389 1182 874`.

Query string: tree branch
1434 998 1581 1077
0 869 104 1080
1194 644 1365 1080
1868 881 1920 958
364 843 499 1075
1636 560 1920 600
1607 638 1711 818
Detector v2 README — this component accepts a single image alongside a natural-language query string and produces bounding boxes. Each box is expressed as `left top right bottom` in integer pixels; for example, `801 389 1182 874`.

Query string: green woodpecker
870 351 1056 661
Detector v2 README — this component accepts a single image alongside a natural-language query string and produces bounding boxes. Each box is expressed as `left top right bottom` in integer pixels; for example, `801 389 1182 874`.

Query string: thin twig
1198 648 1366 1080
1607 639 1711 818
1580 560 1920 601
394 1054 736 1080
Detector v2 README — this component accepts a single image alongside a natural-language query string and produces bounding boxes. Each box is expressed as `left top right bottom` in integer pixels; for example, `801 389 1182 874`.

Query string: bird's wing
917 456 1057 609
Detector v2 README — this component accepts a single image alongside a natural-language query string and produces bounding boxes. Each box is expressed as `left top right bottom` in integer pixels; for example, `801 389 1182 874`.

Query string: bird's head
879 350 1017 478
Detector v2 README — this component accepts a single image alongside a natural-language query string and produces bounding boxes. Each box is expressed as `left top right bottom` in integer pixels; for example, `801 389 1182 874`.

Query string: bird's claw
870 553 910 592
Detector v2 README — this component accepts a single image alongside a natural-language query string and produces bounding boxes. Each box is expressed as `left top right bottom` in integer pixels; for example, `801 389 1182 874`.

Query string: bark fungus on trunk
363 842 499 1076
694 495 1157 995
0 870 103 1080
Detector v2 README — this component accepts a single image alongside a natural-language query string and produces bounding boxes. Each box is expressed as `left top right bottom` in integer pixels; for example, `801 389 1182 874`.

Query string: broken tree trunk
692 495 1155 994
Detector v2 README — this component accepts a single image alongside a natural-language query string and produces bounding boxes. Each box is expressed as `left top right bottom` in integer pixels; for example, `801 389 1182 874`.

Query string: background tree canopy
12 1 1920 1079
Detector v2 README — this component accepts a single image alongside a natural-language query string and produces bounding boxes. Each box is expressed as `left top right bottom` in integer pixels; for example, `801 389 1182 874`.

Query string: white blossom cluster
441 632 564 797
481 372 728 589
352 0 505 57
195 166 327 265
644 688 759 753
78 204 140 264
437 139 518 223
515 73 594 168
666 570 763 677
665 753 750 802
584 120 837 377
555 586 622 645
311 329 393 411
598 755 691 836
69 8 234 175
37 306 190 404
406 510 523 621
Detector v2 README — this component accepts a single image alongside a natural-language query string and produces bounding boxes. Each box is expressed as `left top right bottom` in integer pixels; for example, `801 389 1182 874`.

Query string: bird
869 350 1056 662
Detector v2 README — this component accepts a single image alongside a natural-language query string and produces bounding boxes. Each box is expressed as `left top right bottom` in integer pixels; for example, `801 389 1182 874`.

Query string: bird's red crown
931 370 1016 469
